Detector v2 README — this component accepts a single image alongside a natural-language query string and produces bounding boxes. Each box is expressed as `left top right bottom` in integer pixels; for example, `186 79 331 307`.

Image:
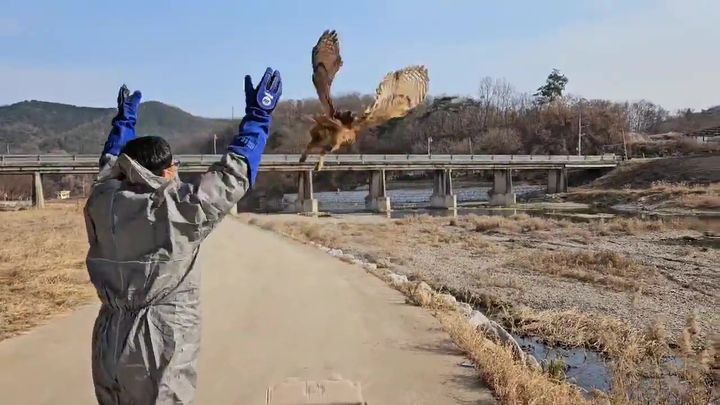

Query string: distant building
56 190 70 200
685 126 720 143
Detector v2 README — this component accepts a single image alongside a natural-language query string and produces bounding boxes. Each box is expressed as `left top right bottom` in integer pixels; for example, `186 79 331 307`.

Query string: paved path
0 218 495 404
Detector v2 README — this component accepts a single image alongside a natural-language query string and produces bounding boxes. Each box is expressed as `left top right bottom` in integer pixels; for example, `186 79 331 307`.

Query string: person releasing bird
300 30 430 170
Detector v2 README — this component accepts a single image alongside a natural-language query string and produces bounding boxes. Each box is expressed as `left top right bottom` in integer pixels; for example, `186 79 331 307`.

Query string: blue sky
1 0 717 117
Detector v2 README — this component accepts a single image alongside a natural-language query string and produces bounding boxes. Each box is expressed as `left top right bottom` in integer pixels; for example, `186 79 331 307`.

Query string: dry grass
567 182 720 211
670 315 716 404
594 216 718 235
436 310 592 405
436 285 715 404
466 213 558 234
589 156 720 189
470 215 522 233
460 213 705 238
247 216 598 404
0 202 93 341
248 214 717 404
649 181 715 193
372 266 596 404
595 217 666 235
486 307 714 404
677 193 720 209
654 182 720 211
498 308 656 402
250 215 469 266
506 308 645 358
380 253 700 405
511 250 648 291
480 275 524 291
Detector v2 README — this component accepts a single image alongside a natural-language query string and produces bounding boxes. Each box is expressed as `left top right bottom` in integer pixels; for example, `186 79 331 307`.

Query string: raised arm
229 67 282 185
99 85 142 171
173 68 282 226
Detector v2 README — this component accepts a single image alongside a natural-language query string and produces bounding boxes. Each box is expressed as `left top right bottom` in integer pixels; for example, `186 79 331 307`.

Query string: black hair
120 136 173 175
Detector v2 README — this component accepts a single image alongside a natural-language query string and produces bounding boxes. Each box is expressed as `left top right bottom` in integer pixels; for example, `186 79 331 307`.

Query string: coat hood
99 153 168 190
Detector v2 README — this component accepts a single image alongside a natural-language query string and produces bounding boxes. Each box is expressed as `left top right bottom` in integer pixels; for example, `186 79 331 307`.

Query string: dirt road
0 217 494 404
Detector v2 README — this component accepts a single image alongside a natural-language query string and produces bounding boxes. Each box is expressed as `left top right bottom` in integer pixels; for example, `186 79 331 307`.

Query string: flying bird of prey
300 30 430 170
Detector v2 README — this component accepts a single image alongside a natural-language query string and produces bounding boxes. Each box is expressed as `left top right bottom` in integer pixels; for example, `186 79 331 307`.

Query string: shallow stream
279 185 716 396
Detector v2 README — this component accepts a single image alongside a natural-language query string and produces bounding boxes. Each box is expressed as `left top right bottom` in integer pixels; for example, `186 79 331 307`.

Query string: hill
3 95 719 157
0 100 230 154
654 105 720 134
589 155 720 188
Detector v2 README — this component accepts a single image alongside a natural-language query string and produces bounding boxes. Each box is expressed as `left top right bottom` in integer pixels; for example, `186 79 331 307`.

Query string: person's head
120 136 178 180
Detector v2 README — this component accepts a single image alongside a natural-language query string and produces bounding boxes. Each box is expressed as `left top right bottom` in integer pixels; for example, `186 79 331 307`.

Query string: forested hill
2 94 718 157
0 100 230 154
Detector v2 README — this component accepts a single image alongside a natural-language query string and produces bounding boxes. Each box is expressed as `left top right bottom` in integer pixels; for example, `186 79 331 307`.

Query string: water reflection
276 186 720 231
282 185 544 213
513 335 612 393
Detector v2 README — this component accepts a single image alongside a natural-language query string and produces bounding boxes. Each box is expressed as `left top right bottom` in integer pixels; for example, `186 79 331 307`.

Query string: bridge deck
0 154 620 174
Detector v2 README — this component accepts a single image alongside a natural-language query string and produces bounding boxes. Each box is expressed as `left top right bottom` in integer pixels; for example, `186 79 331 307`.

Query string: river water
277 185 720 230
280 184 544 213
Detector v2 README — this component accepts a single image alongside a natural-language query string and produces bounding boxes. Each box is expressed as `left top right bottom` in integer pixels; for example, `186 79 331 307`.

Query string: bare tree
478 128 522 154
626 100 669 133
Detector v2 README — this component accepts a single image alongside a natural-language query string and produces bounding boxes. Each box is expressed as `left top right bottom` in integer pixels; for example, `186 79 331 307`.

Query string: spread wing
356 65 429 131
312 30 343 117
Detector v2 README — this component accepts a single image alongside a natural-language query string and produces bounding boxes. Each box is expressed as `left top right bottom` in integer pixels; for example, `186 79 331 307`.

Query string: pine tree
534 69 568 104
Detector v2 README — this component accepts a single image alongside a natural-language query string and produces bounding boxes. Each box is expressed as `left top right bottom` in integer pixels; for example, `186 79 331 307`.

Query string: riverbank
560 155 720 216
243 212 719 403
561 182 720 216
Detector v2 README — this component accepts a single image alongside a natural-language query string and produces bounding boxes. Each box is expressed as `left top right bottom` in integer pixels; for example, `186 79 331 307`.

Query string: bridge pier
547 168 568 194
32 172 45 209
488 169 515 206
296 170 318 214
365 170 391 212
430 169 457 210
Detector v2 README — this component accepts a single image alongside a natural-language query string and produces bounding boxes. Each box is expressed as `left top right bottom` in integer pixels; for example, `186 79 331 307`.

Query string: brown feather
355 65 429 132
303 32 429 170
312 30 343 117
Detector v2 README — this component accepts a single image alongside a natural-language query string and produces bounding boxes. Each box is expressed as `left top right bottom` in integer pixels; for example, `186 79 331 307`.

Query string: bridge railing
0 153 621 166
261 154 620 163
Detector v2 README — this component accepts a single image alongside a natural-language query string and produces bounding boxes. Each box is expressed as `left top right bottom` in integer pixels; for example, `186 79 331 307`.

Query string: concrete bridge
0 153 620 211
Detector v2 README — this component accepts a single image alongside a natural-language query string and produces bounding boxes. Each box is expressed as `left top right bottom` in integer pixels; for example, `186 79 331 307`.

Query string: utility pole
468 137 474 154
231 106 234 121
212 133 218 154
577 105 583 156
621 130 628 160
427 137 433 156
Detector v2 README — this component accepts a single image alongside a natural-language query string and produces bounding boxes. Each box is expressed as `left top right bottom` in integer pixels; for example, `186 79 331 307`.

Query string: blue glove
244 67 282 117
228 68 282 185
101 85 142 157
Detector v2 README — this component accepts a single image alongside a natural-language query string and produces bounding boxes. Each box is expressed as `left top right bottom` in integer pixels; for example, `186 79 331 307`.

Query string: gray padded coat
84 152 249 404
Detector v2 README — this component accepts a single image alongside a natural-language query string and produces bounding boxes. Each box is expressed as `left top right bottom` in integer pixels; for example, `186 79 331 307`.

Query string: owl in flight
300 30 430 170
